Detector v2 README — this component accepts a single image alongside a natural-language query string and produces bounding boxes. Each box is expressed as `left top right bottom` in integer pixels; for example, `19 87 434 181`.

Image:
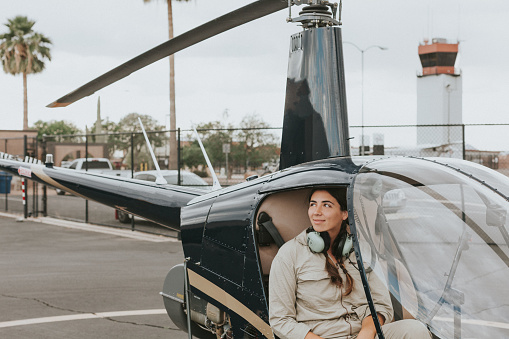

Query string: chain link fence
350 124 508 174
0 135 42 218
0 127 281 236
350 124 465 158
2 124 508 235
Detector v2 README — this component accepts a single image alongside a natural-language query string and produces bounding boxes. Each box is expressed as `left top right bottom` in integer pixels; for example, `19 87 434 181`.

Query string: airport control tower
417 38 462 145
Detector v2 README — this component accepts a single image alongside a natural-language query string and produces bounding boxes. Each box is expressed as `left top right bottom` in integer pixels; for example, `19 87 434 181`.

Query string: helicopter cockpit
255 156 509 338
352 157 509 338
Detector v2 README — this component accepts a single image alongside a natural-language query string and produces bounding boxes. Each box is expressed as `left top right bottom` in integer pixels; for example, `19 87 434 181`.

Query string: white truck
66 158 113 171
56 158 127 195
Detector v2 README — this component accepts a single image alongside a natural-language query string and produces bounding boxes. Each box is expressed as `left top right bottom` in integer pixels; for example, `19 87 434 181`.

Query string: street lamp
344 42 388 155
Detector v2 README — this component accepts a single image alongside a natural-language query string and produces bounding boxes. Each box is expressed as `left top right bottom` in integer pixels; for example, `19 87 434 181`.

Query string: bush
193 170 208 178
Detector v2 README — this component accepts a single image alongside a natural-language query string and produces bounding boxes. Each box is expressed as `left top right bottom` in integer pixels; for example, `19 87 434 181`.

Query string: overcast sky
2 0 509 149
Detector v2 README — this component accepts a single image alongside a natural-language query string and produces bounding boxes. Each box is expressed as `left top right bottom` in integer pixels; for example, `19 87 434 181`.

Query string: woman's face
308 190 348 237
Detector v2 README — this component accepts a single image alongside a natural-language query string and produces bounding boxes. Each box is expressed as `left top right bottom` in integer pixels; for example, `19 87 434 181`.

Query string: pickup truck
56 158 128 195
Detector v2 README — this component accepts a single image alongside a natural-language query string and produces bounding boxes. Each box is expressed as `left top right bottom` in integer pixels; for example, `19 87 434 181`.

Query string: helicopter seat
256 189 312 276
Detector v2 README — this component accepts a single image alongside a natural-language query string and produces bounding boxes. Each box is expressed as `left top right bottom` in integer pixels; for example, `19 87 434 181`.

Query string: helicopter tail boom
0 154 203 230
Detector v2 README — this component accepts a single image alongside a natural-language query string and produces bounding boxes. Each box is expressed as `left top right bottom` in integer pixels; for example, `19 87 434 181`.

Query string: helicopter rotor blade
47 0 288 108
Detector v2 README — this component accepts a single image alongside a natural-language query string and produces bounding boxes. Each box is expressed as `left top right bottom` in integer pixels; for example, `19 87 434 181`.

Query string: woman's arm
269 250 312 339
364 268 394 325
356 314 385 339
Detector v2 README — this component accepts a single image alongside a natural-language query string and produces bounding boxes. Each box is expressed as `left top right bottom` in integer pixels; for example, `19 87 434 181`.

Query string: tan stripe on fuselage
187 269 274 339
31 165 88 200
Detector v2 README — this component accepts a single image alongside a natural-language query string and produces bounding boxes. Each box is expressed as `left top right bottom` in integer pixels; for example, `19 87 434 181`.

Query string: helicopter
2 0 509 338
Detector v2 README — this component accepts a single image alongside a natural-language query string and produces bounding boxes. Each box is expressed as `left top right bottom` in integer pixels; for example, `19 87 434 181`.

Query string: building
417 38 462 146
0 130 38 158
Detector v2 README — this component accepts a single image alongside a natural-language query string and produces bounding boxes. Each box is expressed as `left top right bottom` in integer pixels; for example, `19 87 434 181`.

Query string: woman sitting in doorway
269 188 431 339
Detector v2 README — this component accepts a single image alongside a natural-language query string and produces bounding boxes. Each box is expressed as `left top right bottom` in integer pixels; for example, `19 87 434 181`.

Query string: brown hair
309 188 353 295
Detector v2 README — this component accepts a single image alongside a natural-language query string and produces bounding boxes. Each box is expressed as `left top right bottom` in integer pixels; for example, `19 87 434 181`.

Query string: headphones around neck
306 227 353 258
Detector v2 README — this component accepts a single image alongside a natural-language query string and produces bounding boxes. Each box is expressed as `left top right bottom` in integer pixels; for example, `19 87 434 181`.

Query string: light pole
344 42 387 155
445 83 452 144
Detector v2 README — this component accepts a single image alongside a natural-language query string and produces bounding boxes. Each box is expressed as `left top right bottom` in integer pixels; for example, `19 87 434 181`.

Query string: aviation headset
306 226 354 258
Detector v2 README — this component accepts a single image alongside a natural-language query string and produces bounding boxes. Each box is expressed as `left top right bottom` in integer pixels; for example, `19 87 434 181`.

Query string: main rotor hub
287 1 341 28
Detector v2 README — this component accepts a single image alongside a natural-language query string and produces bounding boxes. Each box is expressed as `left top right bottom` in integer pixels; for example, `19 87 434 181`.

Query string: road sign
223 144 231 154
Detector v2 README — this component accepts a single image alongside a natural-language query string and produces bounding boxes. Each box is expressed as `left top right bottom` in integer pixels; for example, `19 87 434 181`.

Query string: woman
269 188 430 339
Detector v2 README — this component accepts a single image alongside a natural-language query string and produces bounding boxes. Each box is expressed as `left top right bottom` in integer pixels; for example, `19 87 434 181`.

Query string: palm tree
0 16 52 130
144 0 189 169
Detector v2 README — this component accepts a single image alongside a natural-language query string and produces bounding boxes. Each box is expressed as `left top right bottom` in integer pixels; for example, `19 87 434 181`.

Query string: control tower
417 38 462 145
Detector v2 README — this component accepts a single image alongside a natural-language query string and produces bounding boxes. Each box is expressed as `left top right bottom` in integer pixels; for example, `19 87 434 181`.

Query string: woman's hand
356 328 377 339
357 313 385 339
304 331 324 339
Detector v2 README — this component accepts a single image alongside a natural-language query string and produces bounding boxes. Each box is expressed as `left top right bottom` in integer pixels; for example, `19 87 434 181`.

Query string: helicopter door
351 179 419 322
352 158 509 338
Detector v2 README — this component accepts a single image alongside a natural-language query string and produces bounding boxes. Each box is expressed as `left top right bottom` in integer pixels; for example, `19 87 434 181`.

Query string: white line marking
0 309 167 328
0 212 177 243
0 197 23 202
37 217 176 242
434 317 509 330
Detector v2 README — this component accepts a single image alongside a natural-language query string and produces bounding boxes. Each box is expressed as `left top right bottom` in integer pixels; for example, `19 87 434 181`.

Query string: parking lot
0 214 190 338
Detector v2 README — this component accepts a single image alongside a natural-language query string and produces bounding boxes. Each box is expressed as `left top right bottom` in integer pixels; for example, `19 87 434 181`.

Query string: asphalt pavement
0 214 191 338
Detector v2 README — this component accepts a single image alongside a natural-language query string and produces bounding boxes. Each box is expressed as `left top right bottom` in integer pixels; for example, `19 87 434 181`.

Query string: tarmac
0 213 191 338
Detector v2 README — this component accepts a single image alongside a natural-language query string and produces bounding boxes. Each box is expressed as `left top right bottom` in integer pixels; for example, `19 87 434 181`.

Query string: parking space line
0 309 167 328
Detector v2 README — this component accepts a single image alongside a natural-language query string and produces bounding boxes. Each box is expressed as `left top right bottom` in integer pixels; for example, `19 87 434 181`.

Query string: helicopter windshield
352 157 509 338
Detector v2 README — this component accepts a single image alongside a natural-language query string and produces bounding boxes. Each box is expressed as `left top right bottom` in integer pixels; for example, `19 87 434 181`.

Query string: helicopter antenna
193 128 221 190
138 117 167 185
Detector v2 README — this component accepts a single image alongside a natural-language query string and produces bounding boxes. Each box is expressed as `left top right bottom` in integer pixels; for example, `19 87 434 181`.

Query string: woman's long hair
309 188 354 295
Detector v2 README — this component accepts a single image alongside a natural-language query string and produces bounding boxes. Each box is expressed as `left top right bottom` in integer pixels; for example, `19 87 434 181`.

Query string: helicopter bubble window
431 157 509 198
352 158 509 338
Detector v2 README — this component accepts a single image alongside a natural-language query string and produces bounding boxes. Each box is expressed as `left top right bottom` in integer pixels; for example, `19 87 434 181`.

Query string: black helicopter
2 0 509 338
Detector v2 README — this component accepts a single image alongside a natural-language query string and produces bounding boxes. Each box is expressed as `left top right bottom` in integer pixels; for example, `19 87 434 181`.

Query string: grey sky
1 0 508 149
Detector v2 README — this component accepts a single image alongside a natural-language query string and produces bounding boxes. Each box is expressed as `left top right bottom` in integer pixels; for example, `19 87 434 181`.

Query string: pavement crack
101 317 181 331
1 293 89 314
1 293 181 332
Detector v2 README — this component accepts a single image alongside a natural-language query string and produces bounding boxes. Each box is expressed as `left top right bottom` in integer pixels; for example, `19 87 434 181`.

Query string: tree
235 114 278 171
143 0 190 170
115 113 165 168
0 16 52 130
90 118 122 158
194 120 234 169
32 120 82 141
181 113 280 177
181 142 204 169
90 117 121 138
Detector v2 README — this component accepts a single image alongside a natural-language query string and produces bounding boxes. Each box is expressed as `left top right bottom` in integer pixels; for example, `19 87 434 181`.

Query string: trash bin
0 171 12 194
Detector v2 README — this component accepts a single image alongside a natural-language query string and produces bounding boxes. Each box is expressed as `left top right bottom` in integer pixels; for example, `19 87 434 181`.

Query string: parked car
56 158 128 195
116 170 210 223
67 158 113 171
60 160 72 168
132 170 209 187
382 188 407 213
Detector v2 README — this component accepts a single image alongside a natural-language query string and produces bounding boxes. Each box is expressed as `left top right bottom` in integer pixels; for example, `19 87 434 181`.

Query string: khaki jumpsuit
269 230 431 339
